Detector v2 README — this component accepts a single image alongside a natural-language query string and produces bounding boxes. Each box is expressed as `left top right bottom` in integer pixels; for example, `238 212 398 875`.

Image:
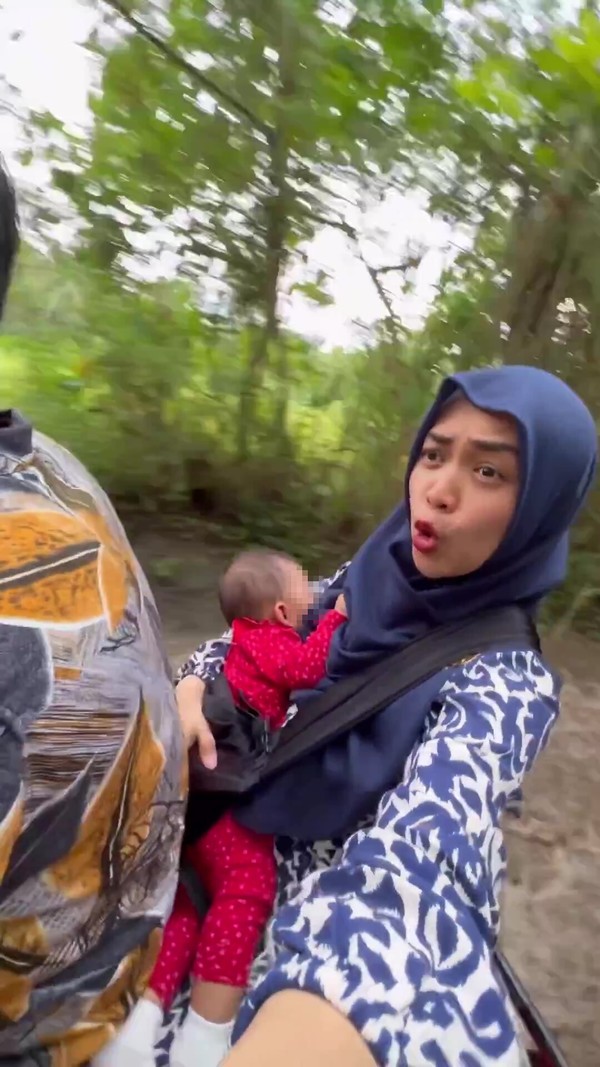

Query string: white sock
91 997 164 1067
170 1008 234 1067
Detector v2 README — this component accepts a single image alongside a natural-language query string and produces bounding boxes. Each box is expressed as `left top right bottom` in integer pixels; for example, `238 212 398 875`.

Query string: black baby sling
181 607 570 1067
188 605 539 789
183 604 540 889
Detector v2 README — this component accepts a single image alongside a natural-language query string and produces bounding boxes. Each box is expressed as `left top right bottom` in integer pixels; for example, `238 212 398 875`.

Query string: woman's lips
412 519 439 554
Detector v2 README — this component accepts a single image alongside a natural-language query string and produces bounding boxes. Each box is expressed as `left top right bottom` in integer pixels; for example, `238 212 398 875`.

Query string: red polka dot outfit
149 608 345 1003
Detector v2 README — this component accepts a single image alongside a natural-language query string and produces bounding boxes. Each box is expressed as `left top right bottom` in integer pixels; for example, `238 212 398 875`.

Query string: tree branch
309 213 407 339
100 0 270 136
376 256 422 275
361 255 400 331
311 213 421 282
184 236 232 262
310 213 355 239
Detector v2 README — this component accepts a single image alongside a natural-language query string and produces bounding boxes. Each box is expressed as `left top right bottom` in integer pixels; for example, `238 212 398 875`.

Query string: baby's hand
334 593 347 616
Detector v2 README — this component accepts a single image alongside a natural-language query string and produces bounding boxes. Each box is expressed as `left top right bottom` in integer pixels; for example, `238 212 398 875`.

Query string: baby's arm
254 602 346 692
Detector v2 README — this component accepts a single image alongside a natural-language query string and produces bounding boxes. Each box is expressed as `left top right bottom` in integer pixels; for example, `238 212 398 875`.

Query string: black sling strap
187 605 540 811
180 607 562 1065
181 606 540 923
495 951 569 1067
264 605 540 777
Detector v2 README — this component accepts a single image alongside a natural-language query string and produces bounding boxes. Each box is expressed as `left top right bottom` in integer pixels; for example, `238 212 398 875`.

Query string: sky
0 0 476 348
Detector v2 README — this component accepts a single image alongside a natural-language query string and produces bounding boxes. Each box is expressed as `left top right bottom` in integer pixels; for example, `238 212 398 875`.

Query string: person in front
104 550 345 1067
171 366 596 1067
0 161 199 1067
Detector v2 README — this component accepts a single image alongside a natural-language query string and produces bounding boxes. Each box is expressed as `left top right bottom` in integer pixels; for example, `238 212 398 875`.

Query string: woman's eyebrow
427 430 518 455
471 438 519 455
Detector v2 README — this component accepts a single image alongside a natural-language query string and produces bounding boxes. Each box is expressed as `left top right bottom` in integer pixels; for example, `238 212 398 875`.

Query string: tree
31 0 454 456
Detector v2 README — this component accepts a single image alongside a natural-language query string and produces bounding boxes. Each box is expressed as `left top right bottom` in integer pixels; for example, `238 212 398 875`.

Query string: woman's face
408 397 520 579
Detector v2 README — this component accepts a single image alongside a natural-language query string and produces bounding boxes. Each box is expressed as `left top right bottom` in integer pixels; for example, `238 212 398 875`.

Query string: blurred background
2 3 600 1063
2 0 599 624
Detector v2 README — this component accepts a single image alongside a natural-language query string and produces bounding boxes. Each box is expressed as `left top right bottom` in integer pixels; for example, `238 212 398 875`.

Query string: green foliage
6 0 600 629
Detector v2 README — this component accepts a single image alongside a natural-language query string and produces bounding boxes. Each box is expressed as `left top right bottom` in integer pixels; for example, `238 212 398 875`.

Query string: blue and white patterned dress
160 566 558 1066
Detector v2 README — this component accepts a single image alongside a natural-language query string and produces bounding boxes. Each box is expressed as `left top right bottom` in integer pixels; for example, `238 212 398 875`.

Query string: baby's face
280 562 313 629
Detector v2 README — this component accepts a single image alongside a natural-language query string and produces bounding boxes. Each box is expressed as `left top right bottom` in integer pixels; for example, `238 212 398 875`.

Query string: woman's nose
426 473 458 512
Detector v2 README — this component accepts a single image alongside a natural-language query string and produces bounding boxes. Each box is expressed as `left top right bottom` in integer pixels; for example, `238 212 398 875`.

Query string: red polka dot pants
148 812 276 1004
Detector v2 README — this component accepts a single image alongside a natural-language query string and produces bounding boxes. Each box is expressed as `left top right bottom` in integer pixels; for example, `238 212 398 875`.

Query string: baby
109 549 346 1067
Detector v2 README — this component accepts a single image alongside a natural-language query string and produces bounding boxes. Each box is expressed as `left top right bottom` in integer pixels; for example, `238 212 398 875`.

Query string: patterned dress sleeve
235 650 559 1066
316 562 350 595
175 630 233 684
176 563 350 683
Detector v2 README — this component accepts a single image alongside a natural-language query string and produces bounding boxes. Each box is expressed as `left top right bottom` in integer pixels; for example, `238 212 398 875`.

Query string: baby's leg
92 884 201 1067
147 882 201 1008
169 814 276 1067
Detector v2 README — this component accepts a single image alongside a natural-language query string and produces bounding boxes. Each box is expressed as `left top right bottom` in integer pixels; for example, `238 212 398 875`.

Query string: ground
132 519 600 1067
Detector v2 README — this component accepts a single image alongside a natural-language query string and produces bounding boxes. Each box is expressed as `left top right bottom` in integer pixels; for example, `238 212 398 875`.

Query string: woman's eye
421 447 441 464
478 464 501 480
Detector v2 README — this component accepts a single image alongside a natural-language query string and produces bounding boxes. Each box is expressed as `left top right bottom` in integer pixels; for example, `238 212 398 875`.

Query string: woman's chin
412 545 480 581
412 544 445 578
412 547 469 580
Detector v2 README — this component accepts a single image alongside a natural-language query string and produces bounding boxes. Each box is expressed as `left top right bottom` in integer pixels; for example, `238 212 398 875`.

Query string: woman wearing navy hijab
156 366 595 1067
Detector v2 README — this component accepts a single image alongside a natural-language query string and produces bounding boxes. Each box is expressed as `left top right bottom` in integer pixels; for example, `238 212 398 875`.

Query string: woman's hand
335 593 347 616
224 992 374 1067
176 674 218 769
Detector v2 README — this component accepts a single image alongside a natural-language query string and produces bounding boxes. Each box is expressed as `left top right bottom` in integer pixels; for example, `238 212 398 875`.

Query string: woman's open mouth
412 520 439 554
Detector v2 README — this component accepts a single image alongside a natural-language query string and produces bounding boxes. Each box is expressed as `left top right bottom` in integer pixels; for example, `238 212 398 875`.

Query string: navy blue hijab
327 364 597 681
237 366 597 840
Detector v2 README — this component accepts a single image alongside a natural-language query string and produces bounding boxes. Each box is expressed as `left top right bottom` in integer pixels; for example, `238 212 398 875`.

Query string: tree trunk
236 3 295 461
237 335 267 461
493 123 597 367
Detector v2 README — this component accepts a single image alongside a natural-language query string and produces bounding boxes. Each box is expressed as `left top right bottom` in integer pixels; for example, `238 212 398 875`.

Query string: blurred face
273 561 313 629
408 397 520 579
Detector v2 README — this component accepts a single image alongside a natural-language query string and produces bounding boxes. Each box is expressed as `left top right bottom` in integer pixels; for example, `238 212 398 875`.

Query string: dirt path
502 632 600 1067
134 523 600 1067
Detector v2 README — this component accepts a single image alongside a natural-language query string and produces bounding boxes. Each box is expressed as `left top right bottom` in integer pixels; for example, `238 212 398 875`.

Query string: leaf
290 280 335 307
533 144 557 171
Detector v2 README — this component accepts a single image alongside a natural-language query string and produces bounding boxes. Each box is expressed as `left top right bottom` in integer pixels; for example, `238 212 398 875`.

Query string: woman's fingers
196 712 218 769
335 592 347 616
176 675 218 768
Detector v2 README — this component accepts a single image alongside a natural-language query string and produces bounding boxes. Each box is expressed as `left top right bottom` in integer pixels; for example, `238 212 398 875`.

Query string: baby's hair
218 549 298 625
